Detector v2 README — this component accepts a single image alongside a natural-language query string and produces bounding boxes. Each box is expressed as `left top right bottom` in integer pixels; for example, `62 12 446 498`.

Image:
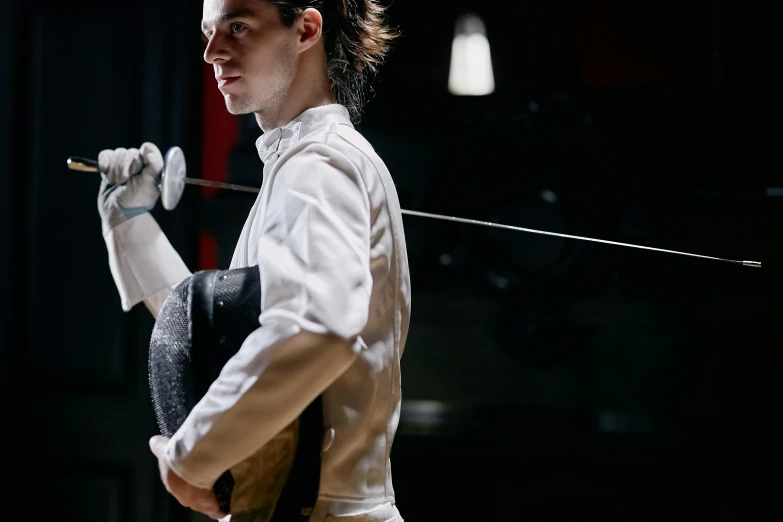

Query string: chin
225 105 249 116
224 95 259 116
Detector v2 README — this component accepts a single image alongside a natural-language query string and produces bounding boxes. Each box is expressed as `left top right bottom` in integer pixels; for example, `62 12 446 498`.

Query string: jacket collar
256 104 353 163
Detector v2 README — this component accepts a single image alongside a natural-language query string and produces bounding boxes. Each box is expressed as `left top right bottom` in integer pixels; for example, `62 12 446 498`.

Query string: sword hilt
67 157 99 173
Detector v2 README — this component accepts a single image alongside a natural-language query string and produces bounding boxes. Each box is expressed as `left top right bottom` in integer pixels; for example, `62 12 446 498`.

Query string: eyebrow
201 9 255 32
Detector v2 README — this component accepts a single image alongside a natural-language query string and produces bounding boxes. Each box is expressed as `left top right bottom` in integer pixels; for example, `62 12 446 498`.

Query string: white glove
97 142 164 235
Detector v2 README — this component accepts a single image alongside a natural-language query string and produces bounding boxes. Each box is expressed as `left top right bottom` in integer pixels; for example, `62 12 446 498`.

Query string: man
97 1 410 520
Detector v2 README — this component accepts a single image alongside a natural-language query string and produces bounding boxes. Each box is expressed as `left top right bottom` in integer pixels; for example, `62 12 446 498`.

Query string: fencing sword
67 146 762 269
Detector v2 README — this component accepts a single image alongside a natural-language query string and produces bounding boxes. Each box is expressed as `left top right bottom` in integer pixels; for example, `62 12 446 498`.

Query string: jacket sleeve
104 212 192 316
164 142 373 488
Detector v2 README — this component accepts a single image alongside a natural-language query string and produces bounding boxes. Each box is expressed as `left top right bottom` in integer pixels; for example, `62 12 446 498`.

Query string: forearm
105 213 192 315
166 325 361 487
165 324 362 488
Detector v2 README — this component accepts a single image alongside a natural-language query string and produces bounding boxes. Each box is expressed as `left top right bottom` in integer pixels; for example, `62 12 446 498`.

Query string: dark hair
269 0 399 123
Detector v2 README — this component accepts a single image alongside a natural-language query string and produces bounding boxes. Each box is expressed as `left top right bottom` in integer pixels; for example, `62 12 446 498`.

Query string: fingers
98 147 144 185
139 142 165 181
148 435 227 520
181 493 225 519
195 497 227 520
127 168 162 205
170 475 227 519
149 434 169 458
98 143 164 185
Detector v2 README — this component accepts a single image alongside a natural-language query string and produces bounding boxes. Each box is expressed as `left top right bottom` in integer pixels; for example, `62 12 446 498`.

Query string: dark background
2 0 780 520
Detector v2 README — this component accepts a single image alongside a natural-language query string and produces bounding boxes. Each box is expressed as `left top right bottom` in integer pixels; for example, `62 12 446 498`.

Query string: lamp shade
448 13 495 96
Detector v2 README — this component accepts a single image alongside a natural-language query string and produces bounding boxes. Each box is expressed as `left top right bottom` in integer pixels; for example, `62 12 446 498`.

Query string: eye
230 23 245 34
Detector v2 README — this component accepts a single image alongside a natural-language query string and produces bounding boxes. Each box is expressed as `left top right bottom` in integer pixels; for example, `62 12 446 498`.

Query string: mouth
217 76 240 89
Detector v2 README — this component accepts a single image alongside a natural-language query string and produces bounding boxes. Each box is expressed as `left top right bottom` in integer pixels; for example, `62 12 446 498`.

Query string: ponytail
271 0 399 123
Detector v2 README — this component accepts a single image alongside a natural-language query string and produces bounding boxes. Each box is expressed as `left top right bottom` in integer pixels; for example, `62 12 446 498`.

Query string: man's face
202 0 297 115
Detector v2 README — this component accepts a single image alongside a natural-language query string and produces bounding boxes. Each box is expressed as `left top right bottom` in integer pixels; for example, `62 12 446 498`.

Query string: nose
203 32 230 64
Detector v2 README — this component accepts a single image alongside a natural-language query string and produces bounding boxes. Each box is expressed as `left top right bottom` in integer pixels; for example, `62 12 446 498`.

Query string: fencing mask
148 267 322 522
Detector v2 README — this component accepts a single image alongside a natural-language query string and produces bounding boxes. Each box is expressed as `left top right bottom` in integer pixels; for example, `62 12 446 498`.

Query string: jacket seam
327 128 400 498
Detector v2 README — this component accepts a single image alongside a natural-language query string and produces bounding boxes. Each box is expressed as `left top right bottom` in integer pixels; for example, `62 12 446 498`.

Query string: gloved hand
97 142 164 235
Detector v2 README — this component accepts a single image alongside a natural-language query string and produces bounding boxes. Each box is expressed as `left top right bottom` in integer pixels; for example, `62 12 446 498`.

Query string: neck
255 49 336 132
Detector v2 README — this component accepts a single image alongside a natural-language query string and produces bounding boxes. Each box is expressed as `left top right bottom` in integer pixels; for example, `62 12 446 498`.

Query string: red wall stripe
199 61 239 269
198 233 219 272
200 61 239 194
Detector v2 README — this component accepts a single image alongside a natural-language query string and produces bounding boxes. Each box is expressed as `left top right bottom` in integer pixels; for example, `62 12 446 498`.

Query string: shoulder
291 124 380 171
264 128 376 208
274 124 383 183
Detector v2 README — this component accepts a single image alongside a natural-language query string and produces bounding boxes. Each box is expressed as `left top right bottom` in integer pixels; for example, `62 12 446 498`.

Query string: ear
296 8 324 52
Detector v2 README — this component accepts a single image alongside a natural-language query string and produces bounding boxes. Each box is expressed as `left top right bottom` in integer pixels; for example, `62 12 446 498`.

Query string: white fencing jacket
103 104 411 521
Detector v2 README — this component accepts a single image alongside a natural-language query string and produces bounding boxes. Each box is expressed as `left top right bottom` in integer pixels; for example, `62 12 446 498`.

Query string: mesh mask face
147 267 322 521
149 277 194 437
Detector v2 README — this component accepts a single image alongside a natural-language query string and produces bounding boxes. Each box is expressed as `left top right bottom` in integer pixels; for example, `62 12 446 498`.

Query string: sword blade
399 209 760 268
182 177 261 193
